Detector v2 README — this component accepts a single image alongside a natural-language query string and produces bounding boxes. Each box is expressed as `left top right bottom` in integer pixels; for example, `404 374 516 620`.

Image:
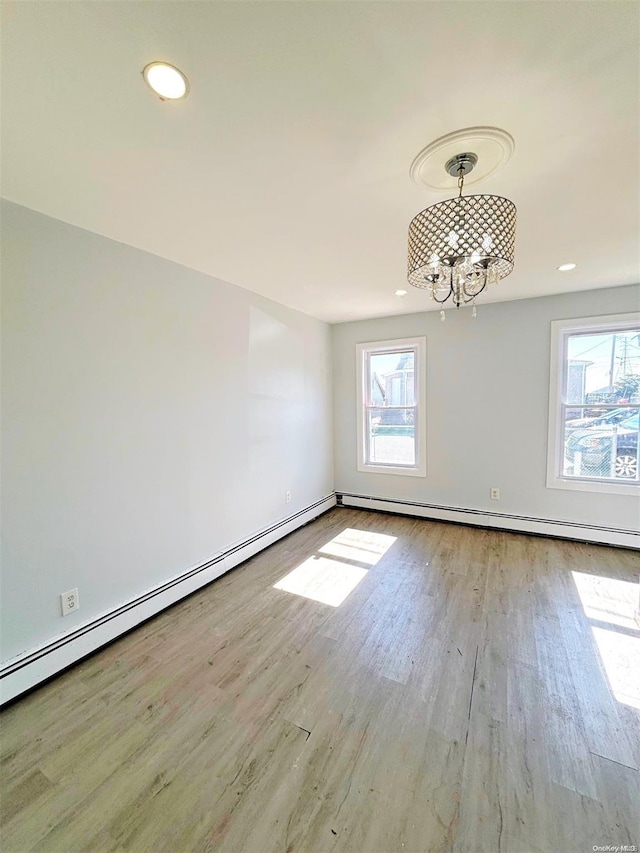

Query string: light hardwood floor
2 508 639 853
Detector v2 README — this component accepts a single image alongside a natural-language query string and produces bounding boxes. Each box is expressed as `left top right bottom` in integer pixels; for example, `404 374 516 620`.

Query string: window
547 313 640 494
356 337 426 476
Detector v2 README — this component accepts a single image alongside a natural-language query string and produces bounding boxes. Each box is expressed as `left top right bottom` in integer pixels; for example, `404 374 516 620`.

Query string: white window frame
547 312 640 495
356 337 427 477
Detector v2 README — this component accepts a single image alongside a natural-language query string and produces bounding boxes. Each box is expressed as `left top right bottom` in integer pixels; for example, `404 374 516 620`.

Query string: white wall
333 284 640 535
1 201 333 664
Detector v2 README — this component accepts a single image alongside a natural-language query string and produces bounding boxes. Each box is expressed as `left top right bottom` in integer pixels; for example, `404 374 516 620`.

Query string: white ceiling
2 1 639 323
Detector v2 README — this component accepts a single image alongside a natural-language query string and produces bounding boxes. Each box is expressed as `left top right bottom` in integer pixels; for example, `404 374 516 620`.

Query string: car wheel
615 453 638 479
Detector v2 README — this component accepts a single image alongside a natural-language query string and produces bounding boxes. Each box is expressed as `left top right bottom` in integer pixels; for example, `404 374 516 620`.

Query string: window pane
565 329 640 406
562 406 639 481
370 351 415 406
367 407 415 466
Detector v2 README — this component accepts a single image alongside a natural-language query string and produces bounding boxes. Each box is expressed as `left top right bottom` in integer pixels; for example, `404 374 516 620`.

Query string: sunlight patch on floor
591 626 640 710
274 556 368 607
317 527 397 566
571 570 640 709
571 571 639 631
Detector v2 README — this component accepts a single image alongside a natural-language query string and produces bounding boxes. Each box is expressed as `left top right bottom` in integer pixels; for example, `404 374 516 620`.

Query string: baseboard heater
337 492 639 550
0 494 336 705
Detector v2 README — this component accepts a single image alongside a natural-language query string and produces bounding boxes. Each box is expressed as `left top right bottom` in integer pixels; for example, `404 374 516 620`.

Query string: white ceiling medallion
410 127 515 191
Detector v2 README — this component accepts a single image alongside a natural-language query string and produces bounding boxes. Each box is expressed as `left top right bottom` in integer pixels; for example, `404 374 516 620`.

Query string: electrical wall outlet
61 588 79 616
490 487 500 500
285 490 292 504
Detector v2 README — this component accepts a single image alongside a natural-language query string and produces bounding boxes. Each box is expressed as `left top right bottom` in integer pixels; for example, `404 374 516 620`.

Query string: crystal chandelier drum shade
407 194 517 306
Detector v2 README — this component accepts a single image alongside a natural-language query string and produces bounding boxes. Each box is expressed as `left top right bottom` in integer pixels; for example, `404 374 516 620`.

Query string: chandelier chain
457 167 465 198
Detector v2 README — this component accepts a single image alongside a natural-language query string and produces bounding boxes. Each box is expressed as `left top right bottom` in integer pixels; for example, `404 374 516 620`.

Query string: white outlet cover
61 588 79 616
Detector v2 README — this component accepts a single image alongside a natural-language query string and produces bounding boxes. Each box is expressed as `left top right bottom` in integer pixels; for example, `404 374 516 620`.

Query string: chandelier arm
461 277 488 301
459 289 482 305
430 282 455 304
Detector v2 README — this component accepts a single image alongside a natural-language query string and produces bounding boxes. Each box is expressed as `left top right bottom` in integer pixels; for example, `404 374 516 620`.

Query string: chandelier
407 152 516 319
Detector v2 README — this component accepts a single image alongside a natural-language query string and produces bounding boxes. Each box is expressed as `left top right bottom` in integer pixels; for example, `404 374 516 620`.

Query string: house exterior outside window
547 313 640 495
356 337 426 477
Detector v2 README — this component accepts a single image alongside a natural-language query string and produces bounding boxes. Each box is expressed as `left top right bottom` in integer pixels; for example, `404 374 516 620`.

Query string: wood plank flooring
2 508 639 853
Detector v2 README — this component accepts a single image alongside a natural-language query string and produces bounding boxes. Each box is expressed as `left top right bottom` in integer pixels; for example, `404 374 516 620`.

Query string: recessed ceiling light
557 263 577 272
395 289 408 297
143 62 189 100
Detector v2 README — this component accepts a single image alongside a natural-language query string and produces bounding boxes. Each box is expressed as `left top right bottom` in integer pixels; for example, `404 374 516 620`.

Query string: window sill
358 462 426 477
546 475 640 496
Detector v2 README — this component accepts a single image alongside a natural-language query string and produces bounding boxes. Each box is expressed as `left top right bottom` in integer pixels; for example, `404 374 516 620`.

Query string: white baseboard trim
0 494 336 705
338 492 639 550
